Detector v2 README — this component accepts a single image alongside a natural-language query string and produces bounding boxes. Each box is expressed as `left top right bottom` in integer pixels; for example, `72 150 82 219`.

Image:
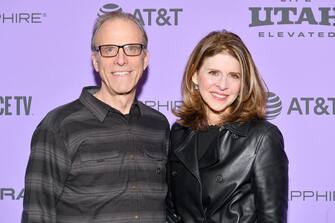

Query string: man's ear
143 50 149 70
91 52 99 72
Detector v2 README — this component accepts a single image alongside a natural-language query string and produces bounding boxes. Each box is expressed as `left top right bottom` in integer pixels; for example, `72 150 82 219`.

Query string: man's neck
94 89 136 115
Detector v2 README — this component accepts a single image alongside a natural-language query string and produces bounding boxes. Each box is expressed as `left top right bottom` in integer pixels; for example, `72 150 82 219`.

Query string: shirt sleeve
253 126 289 223
21 122 71 223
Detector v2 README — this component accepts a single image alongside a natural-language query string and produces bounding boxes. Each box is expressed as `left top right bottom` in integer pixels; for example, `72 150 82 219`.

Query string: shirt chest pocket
137 143 167 192
68 144 126 195
80 148 120 163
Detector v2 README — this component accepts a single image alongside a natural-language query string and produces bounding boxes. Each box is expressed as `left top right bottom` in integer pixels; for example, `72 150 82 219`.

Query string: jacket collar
173 121 252 179
220 121 251 137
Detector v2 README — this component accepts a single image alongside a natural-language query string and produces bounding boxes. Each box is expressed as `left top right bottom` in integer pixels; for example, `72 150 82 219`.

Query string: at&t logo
97 3 183 26
266 92 282 120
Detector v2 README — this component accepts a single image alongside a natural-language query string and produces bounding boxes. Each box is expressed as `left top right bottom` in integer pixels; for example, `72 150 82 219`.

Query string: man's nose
114 48 128 66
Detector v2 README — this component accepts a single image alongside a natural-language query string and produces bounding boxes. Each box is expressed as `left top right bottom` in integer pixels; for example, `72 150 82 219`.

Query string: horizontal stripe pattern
22 86 169 223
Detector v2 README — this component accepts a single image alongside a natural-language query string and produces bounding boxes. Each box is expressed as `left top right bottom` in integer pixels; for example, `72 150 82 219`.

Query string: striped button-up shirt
22 86 170 223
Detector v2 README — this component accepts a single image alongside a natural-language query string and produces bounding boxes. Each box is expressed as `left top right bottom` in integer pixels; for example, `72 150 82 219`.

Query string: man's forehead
95 19 143 42
100 18 140 33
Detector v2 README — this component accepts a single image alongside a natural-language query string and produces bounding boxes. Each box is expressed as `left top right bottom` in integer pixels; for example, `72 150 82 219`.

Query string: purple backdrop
1 0 335 222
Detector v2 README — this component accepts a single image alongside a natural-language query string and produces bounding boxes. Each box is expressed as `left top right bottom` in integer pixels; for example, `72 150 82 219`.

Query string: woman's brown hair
174 30 267 130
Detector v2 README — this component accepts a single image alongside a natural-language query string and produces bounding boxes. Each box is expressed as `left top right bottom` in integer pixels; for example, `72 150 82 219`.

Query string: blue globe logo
98 3 123 17
266 92 282 120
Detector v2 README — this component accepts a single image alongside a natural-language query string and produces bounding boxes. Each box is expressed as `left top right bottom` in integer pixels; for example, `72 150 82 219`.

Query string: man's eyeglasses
95 44 144 57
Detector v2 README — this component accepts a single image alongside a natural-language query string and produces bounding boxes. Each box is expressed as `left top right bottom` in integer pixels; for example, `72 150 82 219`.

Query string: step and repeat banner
1 0 334 222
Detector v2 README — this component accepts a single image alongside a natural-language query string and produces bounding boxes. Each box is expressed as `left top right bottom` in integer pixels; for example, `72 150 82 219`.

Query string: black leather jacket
167 119 288 223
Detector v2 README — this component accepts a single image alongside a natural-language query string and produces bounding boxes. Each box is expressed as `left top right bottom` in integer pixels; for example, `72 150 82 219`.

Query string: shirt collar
79 86 142 122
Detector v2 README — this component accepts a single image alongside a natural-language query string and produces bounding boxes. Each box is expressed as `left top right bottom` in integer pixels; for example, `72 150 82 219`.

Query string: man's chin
114 88 136 96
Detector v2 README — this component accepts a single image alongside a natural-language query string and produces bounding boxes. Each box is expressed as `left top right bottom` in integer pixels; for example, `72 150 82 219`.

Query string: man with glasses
22 11 169 223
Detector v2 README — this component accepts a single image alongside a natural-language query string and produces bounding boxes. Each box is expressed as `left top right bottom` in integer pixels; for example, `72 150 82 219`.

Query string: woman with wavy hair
167 30 288 223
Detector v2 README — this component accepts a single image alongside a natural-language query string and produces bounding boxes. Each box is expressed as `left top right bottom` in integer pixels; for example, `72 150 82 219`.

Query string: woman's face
192 53 241 125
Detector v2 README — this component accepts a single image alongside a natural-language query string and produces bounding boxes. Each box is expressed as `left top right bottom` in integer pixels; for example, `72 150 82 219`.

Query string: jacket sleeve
21 122 71 223
253 125 288 223
166 123 182 223
166 160 182 223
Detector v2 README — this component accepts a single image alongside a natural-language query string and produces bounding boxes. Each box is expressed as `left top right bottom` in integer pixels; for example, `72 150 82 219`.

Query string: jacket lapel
174 131 201 182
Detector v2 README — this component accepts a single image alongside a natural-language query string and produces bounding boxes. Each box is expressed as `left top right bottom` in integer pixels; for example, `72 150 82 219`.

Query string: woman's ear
191 72 198 85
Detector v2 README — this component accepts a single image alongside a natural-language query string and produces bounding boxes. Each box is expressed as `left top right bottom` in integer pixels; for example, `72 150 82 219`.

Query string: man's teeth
112 71 130 76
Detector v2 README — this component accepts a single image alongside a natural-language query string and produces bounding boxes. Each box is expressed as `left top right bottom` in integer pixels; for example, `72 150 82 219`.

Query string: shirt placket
127 116 140 222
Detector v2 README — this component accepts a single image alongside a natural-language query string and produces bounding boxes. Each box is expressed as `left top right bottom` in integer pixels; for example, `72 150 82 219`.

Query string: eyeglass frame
94 43 145 57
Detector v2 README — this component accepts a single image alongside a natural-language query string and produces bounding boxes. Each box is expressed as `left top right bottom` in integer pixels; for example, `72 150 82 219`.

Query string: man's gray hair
91 11 148 51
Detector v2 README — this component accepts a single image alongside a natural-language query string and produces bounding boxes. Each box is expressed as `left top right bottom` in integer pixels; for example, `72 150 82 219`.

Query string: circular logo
266 92 282 120
97 4 123 17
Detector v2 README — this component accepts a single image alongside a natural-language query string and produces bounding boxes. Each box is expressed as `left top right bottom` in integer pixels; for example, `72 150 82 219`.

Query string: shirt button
216 175 223 183
232 133 239 139
156 168 161 174
132 185 136 189
134 215 139 219
129 154 135 160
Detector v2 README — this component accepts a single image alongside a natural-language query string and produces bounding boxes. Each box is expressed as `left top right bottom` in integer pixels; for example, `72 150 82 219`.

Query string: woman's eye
209 71 219 76
230 73 240 79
